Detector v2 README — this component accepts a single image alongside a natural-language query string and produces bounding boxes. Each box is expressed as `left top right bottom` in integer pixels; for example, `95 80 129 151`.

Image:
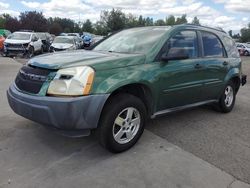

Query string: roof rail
181 24 227 34
19 29 34 32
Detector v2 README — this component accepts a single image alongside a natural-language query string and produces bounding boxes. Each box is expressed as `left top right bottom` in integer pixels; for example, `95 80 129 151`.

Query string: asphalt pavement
0 56 250 188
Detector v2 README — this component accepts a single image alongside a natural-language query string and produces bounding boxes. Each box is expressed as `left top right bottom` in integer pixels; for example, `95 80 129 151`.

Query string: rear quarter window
201 32 224 58
222 36 240 58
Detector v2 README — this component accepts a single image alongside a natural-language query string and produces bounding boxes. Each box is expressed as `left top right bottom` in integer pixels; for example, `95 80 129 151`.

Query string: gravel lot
1 55 250 186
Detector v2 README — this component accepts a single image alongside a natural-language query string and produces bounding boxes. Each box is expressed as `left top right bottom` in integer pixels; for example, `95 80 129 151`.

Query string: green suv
7 25 247 152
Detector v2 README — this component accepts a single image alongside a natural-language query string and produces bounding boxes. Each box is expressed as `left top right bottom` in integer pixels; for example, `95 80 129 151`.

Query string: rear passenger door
157 30 205 111
199 31 229 100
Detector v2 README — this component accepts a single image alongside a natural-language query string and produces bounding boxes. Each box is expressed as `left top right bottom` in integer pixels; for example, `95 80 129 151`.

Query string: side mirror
162 48 189 61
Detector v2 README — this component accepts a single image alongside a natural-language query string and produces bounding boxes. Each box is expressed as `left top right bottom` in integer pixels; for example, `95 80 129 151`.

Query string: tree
49 22 63 35
82 19 93 33
2 14 20 32
138 15 145 26
176 14 187 24
145 17 154 26
191 16 200 25
228 30 233 37
166 15 175 26
19 11 48 31
154 19 165 26
240 27 250 42
0 16 6 28
94 21 108 35
101 9 126 32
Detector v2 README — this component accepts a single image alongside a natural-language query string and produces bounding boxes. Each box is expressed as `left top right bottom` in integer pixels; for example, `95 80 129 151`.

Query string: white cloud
213 0 250 13
0 2 9 9
3 0 247 32
0 1 19 17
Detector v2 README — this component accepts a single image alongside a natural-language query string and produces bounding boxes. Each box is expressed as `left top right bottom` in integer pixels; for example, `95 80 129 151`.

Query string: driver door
156 30 206 111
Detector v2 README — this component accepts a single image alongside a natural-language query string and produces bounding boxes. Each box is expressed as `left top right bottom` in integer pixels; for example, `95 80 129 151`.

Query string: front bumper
7 84 109 132
4 46 28 56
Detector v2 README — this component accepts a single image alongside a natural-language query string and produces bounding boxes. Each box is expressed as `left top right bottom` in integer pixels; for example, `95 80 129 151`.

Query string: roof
55 36 75 39
14 31 33 35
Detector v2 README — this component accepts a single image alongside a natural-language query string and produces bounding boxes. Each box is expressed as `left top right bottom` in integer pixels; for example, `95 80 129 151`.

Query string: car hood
51 43 73 49
28 50 146 71
4 39 30 44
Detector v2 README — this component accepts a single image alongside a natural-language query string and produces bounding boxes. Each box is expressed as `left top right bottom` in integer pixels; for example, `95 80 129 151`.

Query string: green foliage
166 15 175 26
0 16 6 28
154 19 165 26
19 11 48 31
1 9 249 43
192 16 200 25
82 19 93 33
176 14 187 24
240 27 250 42
101 9 126 32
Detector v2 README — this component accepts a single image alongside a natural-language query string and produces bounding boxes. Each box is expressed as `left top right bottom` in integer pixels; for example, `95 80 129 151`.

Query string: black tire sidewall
219 81 236 113
28 46 34 58
98 94 146 153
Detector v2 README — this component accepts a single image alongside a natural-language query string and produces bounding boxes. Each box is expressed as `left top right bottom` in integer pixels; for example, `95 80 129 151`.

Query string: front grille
8 43 23 48
15 65 53 94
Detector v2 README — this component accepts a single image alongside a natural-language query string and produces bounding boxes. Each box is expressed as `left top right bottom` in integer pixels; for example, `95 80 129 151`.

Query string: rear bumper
242 74 247 86
7 84 109 131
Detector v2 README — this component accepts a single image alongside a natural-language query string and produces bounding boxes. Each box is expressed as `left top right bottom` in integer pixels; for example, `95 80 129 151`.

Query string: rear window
201 32 224 57
223 36 240 58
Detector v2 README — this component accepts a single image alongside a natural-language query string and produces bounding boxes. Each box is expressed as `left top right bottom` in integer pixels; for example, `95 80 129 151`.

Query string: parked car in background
81 32 93 47
7 25 247 153
92 35 104 44
0 35 6 51
36 32 53 52
67 33 83 49
49 36 77 52
236 43 250 56
0 29 11 38
0 29 11 51
3 31 43 58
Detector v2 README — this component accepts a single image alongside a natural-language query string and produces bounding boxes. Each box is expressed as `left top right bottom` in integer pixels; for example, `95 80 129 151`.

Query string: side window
201 32 224 57
167 30 198 59
223 36 240 58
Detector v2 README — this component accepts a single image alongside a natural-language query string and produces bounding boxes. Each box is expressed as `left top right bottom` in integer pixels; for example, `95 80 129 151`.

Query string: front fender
91 65 158 94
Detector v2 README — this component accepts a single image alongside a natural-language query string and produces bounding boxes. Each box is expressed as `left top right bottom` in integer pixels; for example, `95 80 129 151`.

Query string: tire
40 46 44 54
26 46 34 58
98 93 147 153
215 81 236 113
244 51 249 56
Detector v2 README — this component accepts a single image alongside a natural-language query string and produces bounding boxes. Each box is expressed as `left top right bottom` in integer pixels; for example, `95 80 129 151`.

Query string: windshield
36 33 46 40
93 27 170 53
8 33 31 40
54 37 73 44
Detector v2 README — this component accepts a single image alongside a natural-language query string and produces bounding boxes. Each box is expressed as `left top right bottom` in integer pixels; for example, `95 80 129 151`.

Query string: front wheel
244 51 249 56
215 81 236 113
98 93 146 153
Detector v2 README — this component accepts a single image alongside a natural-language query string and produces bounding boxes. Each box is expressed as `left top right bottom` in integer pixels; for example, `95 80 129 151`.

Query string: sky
0 0 249 33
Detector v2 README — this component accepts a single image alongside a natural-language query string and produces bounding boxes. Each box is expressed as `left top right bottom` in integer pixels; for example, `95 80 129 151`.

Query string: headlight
47 66 95 96
67 45 74 50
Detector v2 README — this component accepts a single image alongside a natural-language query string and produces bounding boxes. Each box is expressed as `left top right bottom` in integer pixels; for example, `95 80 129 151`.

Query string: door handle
194 63 203 69
223 61 229 66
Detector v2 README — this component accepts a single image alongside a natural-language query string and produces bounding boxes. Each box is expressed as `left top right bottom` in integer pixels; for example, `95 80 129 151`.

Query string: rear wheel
244 51 249 56
98 93 146 153
215 81 236 113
